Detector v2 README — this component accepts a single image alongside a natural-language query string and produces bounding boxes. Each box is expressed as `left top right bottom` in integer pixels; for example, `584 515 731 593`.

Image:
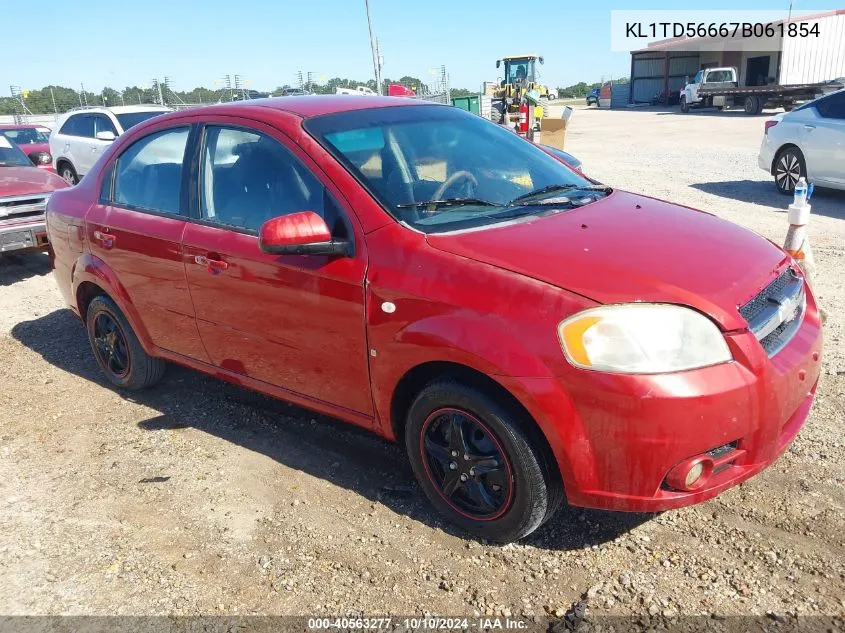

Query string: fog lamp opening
666 457 714 492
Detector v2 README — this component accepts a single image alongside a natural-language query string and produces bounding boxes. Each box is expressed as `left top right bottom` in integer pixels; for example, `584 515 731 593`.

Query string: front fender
369 312 557 438
71 253 155 353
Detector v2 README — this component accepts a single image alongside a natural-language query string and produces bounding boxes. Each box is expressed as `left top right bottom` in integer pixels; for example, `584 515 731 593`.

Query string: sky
3 0 840 95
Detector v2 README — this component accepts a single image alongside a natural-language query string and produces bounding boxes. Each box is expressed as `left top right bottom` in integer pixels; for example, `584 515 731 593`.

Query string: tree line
556 77 629 99
0 76 475 115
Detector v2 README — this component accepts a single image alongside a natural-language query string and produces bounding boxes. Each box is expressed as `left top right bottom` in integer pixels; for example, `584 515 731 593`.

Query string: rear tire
405 381 559 543
744 95 761 115
773 146 806 195
58 162 78 185
85 296 165 390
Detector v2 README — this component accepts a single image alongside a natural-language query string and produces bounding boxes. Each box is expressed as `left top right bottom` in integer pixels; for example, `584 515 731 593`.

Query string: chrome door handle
804 124 816 130
93 229 115 249
194 255 229 273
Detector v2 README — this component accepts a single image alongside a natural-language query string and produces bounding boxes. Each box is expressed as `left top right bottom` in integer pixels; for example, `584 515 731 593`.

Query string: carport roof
631 8 845 54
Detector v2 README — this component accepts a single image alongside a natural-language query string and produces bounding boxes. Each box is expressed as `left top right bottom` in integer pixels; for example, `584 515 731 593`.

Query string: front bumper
499 289 823 513
0 219 49 253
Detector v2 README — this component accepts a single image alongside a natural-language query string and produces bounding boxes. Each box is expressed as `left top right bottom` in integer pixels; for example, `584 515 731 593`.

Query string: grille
739 269 794 323
0 195 48 221
739 268 805 357
706 441 738 460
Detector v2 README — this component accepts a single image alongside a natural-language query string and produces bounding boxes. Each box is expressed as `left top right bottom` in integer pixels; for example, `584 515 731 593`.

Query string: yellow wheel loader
487 54 554 128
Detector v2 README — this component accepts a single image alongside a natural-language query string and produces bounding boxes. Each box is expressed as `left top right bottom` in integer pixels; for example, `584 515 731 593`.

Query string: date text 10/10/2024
307 617 530 630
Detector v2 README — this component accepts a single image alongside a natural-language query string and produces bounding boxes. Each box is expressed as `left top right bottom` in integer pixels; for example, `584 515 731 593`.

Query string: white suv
50 105 171 184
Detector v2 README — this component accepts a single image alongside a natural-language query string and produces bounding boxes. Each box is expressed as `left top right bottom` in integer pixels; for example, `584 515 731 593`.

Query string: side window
693 70 704 84
59 115 81 136
75 115 95 139
200 126 333 233
113 127 189 214
816 92 845 120
93 114 118 136
99 162 114 203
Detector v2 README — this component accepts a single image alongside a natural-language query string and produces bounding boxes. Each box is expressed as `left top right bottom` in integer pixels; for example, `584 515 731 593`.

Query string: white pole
364 0 382 95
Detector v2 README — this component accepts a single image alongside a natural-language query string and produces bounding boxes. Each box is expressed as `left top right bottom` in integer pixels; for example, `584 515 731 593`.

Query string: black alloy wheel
92 311 130 378
420 408 513 520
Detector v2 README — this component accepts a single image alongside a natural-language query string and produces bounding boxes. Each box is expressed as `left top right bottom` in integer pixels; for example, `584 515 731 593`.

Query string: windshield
0 135 34 167
115 110 168 132
504 59 534 84
2 127 50 145
306 106 601 234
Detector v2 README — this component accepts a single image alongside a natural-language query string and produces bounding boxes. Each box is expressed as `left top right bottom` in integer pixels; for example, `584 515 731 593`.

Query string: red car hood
426 191 788 330
17 142 50 157
0 166 67 197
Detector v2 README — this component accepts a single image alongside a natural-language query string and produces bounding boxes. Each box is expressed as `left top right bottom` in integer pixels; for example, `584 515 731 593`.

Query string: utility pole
80 83 87 105
364 0 382 95
50 87 58 113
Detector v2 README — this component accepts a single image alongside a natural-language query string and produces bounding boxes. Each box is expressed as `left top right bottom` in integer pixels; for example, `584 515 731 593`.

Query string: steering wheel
432 170 478 201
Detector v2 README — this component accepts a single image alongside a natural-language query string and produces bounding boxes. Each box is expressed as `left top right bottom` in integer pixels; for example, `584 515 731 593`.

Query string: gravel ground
0 106 843 622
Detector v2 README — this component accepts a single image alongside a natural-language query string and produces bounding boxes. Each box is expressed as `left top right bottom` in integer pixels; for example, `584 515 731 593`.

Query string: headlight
558 304 732 374
39 153 52 164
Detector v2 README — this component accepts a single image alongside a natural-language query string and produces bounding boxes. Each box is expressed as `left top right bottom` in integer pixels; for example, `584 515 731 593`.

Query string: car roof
107 105 172 114
214 95 439 119
0 123 50 129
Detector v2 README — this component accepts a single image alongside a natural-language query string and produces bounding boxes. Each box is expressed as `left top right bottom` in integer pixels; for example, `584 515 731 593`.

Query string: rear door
181 118 372 415
804 91 845 186
86 124 209 361
69 115 97 177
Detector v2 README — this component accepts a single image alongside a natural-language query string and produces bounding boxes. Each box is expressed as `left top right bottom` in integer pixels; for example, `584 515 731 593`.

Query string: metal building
628 9 845 104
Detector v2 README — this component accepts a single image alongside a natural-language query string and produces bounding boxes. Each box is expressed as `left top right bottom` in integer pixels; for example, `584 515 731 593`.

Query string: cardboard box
541 117 568 149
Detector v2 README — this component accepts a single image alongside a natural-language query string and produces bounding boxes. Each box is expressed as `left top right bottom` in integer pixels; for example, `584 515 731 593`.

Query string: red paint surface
46 98 823 513
0 166 66 197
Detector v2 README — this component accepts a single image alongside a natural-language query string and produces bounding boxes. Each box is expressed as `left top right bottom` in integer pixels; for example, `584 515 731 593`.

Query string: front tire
405 381 558 543
680 96 689 113
774 146 806 195
85 296 165 390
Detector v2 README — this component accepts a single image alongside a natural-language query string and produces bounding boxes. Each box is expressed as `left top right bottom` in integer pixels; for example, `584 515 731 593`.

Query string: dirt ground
1 106 843 622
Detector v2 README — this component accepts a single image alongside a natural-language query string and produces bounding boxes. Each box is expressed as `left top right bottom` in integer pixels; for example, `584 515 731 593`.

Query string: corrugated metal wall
630 52 700 103
610 83 631 108
780 13 845 84
668 55 699 78
633 56 665 79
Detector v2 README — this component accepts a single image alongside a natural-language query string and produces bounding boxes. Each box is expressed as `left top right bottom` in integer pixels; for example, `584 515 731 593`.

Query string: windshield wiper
395 197 502 210
509 184 612 205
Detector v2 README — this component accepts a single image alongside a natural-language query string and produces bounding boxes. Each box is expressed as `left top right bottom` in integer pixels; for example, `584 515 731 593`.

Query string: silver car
758 88 845 194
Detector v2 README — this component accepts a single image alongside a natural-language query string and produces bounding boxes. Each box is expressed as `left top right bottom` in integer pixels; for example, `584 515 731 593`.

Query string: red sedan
46 97 822 542
0 124 55 172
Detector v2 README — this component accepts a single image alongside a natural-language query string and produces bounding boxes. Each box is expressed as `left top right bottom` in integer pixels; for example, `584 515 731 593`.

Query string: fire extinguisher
518 102 529 134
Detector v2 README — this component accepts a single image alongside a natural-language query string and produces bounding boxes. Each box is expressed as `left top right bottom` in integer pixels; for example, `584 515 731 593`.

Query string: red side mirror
259 211 350 257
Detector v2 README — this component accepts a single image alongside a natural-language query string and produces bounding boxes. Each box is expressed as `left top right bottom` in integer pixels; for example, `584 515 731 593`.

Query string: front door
181 120 372 415
86 124 209 361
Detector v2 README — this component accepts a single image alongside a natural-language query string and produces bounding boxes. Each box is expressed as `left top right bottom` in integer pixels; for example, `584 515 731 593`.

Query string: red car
46 97 822 542
1 138 67 254
0 124 55 172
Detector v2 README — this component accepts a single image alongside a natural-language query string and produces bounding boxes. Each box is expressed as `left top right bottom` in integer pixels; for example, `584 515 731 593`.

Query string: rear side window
199 126 330 232
59 114 94 137
113 127 189 214
815 92 845 119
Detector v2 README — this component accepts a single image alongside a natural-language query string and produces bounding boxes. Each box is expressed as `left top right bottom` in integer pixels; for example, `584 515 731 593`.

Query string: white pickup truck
680 67 835 115
335 86 378 96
